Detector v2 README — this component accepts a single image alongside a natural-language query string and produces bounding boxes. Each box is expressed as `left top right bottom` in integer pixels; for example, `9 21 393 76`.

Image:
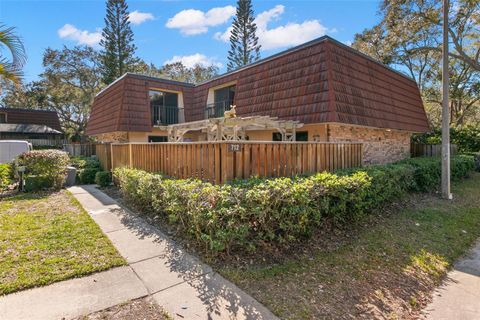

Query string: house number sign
228 144 242 152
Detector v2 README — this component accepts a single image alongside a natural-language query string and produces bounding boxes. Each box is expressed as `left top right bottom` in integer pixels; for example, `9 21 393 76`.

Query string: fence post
129 143 133 168
110 144 114 170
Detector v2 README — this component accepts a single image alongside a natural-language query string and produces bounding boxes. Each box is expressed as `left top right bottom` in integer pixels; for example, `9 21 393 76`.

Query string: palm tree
0 24 26 84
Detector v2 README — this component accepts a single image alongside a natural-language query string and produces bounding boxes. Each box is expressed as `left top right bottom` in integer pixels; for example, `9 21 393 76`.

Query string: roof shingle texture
0 108 62 132
86 36 429 135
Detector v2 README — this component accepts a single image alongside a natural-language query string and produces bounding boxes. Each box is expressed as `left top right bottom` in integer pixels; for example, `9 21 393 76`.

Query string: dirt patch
72 297 169 320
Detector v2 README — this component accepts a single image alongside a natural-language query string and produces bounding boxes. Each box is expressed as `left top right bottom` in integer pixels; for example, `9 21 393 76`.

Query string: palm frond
0 24 26 67
0 58 23 84
0 23 26 84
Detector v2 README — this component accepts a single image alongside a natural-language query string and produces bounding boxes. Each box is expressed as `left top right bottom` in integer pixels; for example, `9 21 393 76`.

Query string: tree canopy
353 0 480 128
1 46 103 141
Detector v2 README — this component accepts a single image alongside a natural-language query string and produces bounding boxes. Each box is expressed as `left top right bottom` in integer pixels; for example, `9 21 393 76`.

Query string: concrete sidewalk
0 185 277 320
423 240 480 319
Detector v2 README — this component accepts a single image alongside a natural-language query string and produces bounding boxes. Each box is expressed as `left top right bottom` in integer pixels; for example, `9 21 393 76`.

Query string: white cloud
164 53 222 68
58 24 102 47
166 6 235 35
129 10 154 25
215 5 331 51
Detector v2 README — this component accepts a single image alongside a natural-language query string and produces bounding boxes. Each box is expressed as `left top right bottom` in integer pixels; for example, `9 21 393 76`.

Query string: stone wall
327 124 411 165
95 131 129 143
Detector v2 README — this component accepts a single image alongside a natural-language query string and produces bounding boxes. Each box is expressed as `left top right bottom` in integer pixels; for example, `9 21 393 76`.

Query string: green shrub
413 126 480 153
70 156 101 170
24 175 52 192
112 155 476 256
399 155 474 191
95 171 112 187
18 150 69 190
79 168 98 184
0 163 14 190
71 156 102 184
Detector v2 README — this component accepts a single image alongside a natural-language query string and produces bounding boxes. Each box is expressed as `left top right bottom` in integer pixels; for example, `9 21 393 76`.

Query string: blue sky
1 0 381 82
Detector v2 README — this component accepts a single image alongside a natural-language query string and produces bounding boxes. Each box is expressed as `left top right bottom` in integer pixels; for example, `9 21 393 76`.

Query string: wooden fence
30 138 66 147
411 143 458 157
95 143 112 171
99 142 363 184
64 144 96 157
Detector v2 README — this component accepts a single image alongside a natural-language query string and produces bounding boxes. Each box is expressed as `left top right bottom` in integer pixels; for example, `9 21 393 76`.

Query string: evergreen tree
227 0 261 71
100 0 137 84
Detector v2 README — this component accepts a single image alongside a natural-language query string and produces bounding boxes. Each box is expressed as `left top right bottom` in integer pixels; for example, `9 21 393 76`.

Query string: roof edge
95 73 196 98
94 35 417 98
0 107 58 114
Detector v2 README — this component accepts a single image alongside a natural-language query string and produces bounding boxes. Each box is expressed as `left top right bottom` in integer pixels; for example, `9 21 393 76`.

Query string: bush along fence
113 155 476 257
411 143 458 157
98 142 363 184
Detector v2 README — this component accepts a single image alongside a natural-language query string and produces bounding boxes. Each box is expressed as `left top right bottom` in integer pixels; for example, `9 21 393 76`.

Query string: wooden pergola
165 116 303 142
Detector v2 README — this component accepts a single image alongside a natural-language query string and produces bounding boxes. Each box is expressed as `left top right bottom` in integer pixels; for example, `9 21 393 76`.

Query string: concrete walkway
0 185 277 320
423 240 480 319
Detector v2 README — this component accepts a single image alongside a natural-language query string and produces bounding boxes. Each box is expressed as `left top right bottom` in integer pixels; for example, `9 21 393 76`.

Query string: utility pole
441 0 452 200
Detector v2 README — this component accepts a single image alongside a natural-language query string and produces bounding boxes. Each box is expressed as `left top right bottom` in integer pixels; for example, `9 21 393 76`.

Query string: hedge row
0 164 14 190
18 150 70 190
113 155 475 256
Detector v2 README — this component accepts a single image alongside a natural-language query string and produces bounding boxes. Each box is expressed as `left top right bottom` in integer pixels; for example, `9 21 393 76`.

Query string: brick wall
327 124 411 165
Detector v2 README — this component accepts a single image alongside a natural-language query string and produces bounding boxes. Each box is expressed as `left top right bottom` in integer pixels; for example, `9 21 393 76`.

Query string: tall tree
2 46 103 140
227 0 261 71
353 0 480 127
0 24 26 86
100 0 137 84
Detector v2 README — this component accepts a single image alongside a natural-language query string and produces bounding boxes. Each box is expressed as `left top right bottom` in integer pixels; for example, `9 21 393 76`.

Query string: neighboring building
0 108 64 147
86 36 429 165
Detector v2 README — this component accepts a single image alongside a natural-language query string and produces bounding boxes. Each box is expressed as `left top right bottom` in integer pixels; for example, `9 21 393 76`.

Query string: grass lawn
219 172 480 319
0 190 125 295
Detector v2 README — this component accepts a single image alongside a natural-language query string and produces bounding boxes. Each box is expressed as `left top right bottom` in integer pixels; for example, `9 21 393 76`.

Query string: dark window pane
272 132 282 141
164 92 178 107
296 132 308 141
272 131 308 141
149 90 178 125
148 136 168 142
149 91 164 105
0 113 6 123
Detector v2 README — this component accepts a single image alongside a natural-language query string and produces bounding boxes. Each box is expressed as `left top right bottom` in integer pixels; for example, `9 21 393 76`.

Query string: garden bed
107 155 479 318
219 172 480 319
0 190 125 295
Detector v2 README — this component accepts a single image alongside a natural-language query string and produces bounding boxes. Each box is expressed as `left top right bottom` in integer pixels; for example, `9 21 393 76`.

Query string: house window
206 85 236 118
0 113 6 123
150 90 178 125
272 131 309 141
148 135 168 142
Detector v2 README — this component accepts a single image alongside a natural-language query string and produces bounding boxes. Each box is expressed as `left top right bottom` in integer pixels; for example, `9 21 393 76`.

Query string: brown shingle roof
86 36 429 135
0 108 62 132
0 123 62 134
